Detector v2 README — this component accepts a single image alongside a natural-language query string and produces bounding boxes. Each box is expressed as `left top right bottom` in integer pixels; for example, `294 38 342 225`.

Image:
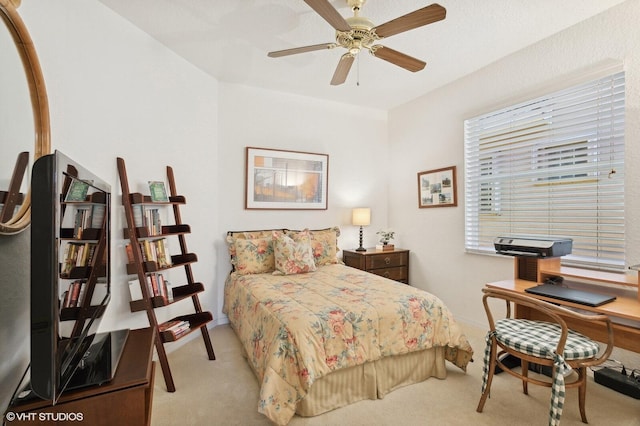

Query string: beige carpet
150 323 639 426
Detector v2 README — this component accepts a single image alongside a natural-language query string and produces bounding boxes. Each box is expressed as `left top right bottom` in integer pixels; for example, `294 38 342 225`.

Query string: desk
6 327 155 426
486 279 640 354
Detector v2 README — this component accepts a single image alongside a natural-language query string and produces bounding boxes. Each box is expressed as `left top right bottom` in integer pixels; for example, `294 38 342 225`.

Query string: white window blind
464 71 625 270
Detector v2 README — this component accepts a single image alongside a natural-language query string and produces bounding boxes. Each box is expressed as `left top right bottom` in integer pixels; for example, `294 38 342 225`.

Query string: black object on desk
525 283 616 307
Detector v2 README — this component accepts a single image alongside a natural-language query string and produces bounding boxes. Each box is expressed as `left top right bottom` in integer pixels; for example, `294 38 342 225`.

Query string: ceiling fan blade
371 46 426 72
304 0 351 32
373 3 446 38
330 54 355 85
268 43 336 58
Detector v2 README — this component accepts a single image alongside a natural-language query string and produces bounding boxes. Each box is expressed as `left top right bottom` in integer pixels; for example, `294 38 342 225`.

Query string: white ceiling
97 0 627 110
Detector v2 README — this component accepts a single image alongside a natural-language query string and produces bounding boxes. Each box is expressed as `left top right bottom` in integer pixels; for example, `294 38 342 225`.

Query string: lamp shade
352 208 371 226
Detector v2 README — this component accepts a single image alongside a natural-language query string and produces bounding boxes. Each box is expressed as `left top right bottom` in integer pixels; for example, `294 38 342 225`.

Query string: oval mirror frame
0 0 50 235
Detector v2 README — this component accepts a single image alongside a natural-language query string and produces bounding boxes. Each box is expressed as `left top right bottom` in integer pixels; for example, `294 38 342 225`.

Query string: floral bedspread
223 264 473 425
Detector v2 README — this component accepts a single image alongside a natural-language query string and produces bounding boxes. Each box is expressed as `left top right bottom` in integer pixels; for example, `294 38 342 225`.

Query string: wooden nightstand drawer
369 266 407 282
366 252 408 270
342 248 410 284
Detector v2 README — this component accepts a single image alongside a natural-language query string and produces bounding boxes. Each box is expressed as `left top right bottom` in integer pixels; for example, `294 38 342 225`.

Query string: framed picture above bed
245 147 329 210
417 165 457 208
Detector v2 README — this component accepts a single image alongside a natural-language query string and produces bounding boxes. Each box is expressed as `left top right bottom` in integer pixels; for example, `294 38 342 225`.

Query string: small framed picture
417 166 457 208
148 181 169 202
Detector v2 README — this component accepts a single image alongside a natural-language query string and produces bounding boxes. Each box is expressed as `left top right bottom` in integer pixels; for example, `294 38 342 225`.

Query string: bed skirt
295 347 446 417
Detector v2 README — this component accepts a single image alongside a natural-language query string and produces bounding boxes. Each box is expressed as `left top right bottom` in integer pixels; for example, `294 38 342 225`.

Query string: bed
223 227 473 425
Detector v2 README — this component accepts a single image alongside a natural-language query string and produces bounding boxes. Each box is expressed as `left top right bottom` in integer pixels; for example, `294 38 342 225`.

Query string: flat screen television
26 150 128 404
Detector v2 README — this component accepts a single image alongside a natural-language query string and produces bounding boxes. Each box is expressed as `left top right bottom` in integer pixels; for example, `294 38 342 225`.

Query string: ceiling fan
267 0 447 85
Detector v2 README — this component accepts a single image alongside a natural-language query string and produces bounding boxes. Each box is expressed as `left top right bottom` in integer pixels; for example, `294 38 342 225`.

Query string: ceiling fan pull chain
357 53 360 86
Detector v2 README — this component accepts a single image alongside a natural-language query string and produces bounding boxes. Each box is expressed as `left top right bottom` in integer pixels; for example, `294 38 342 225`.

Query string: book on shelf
89 204 106 228
61 242 97 275
146 208 161 236
73 281 86 307
76 243 94 267
159 319 190 338
73 208 89 238
149 274 160 298
125 243 135 263
71 205 104 239
125 239 171 268
164 278 174 302
65 179 91 202
141 241 152 263
84 243 96 266
62 280 84 308
128 279 143 301
147 239 171 267
157 273 169 301
131 273 170 302
61 244 73 275
154 238 172 267
158 319 189 332
131 206 163 236
133 205 144 228
75 244 85 266
61 243 79 275
148 181 169 202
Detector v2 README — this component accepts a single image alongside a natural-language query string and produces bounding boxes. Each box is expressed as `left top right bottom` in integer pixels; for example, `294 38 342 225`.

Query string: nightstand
342 248 409 284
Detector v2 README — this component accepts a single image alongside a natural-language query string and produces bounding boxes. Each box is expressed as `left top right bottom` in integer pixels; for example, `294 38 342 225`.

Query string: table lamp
352 208 370 252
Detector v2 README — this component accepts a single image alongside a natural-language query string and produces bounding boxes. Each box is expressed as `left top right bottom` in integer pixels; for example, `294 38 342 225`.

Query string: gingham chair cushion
494 318 600 361
481 318 600 426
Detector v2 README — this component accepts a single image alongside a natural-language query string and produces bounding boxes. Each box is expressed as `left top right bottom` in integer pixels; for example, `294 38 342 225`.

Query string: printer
494 236 572 257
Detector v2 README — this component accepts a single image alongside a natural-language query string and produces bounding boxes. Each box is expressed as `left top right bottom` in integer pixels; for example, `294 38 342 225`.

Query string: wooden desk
486 279 640 354
6 327 155 426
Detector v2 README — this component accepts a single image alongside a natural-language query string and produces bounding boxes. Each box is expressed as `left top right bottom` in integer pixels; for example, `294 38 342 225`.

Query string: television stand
5 327 155 425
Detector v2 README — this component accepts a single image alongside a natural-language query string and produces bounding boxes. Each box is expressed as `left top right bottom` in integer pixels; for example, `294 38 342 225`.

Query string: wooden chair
476 287 614 425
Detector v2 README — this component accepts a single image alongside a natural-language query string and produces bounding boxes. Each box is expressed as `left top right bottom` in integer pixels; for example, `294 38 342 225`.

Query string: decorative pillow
286 227 340 266
272 230 317 275
233 237 275 275
226 229 281 270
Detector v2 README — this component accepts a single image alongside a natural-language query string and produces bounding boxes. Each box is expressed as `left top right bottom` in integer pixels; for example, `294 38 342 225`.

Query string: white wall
388 0 640 327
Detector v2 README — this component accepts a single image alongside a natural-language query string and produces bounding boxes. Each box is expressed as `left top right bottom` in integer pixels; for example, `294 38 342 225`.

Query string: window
464 71 625 270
